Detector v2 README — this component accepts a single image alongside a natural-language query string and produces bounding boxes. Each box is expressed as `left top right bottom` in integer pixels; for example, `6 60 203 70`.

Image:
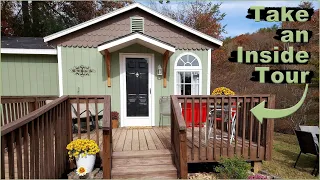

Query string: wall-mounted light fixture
157 64 163 76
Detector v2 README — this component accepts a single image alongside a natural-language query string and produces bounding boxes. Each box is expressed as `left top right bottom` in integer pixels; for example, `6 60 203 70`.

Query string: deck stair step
112 149 172 159
111 150 177 179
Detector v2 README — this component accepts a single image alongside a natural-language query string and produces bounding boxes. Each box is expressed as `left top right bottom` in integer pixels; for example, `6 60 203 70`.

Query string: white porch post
57 46 64 97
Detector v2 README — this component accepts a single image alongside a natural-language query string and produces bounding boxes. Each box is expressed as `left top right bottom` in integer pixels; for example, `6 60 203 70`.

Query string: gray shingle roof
1 37 55 49
98 32 175 48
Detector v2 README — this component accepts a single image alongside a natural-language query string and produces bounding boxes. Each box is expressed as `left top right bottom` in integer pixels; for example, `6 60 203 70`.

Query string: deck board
123 129 133 151
132 129 140 151
138 129 148 151
115 128 126 151
143 129 157 150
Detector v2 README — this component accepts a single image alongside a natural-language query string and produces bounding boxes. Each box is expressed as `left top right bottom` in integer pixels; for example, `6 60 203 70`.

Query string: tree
1 1 15 36
21 1 31 36
212 2 319 133
1 1 132 37
153 0 226 39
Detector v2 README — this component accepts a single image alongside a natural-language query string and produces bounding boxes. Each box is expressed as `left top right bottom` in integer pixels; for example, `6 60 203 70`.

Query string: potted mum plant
67 139 100 173
111 111 119 128
212 87 236 104
211 87 235 96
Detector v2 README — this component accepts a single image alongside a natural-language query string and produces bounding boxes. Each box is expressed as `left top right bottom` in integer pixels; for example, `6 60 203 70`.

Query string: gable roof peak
43 2 222 46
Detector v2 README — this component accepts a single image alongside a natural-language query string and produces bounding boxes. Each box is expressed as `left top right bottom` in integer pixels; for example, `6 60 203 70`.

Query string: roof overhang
97 33 175 55
43 3 222 46
1 48 57 55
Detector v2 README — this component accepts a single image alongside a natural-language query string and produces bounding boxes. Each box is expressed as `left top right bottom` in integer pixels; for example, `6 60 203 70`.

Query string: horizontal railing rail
170 95 275 167
1 95 112 179
1 96 58 126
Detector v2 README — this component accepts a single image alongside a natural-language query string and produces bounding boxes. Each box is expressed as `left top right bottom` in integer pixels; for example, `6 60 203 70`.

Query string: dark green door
126 58 149 117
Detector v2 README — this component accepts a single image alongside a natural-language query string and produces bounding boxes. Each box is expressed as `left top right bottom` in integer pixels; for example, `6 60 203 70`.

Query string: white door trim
119 53 155 127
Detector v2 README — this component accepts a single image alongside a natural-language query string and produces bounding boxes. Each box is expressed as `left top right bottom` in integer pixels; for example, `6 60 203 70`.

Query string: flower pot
75 154 96 173
112 119 119 128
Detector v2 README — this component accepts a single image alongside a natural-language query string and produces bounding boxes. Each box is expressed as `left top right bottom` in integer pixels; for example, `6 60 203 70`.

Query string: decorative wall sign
69 65 95 77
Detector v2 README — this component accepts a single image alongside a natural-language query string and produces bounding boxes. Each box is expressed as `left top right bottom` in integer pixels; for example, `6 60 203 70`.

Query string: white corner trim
207 49 212 95
97 33 176 53
43 3 223 46
57 46 63 97
1 48 57 55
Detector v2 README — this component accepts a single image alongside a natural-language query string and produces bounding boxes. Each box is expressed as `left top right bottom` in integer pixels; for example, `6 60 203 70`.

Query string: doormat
126 126 153 129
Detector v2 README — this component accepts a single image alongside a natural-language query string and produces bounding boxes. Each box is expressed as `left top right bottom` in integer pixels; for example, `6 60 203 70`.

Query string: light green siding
61 47 121 113
61 45 208 126
1 54 59 96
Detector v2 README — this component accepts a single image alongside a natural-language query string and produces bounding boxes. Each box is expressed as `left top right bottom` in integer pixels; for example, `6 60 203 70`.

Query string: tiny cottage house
1 3 275 179
1 3 222 127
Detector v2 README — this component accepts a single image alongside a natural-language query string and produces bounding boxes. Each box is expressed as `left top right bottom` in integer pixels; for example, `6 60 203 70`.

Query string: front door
120 54 153 127
126 58 149 117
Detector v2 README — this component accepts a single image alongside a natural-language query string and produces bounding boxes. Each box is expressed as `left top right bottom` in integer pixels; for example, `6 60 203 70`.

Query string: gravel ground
188 173 217 179
188 171 276 179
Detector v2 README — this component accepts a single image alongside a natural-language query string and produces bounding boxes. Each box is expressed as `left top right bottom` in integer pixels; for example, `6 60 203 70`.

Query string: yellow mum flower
66 139 100 161
212 87 235 96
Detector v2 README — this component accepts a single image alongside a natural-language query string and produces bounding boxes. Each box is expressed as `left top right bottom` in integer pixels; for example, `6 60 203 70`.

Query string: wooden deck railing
1 95 112 179
68 95 112 179
170 96 188 179
1 96 58 126
170 95 275 177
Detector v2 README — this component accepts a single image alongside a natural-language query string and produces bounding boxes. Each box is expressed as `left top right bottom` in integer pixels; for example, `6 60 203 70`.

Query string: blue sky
138 0 319 38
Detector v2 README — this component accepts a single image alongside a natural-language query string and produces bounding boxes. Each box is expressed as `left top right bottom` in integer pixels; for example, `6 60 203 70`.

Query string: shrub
215 156 251 179
111 111 119 120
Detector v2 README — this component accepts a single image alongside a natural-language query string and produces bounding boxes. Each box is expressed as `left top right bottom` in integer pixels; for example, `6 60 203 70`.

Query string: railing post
265 95 275 161
66 98 75 170
170 96 174 148
102 129 111 179
34 97 39 110
179 130 187 179
102 96 112 179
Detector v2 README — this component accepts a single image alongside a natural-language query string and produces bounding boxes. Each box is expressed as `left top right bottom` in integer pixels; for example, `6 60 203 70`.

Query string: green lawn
262 132 318 179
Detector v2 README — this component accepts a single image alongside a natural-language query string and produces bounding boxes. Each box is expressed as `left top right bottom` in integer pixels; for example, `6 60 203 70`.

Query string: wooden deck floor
4 127 264 179
73 127 172 152
72 127 264 162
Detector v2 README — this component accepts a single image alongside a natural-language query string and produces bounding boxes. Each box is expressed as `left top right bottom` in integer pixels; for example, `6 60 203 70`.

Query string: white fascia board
43 3 223 46
1 48 57 55
97 33 175 53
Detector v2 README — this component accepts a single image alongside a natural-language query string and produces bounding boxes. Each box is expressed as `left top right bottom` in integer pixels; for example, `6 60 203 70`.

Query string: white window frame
174 52 202 95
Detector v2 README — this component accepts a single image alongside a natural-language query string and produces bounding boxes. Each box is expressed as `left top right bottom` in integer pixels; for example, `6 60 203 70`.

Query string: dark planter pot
112 119 119 129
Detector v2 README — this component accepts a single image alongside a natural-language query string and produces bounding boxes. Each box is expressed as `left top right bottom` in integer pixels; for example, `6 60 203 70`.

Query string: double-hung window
174 53 202 95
